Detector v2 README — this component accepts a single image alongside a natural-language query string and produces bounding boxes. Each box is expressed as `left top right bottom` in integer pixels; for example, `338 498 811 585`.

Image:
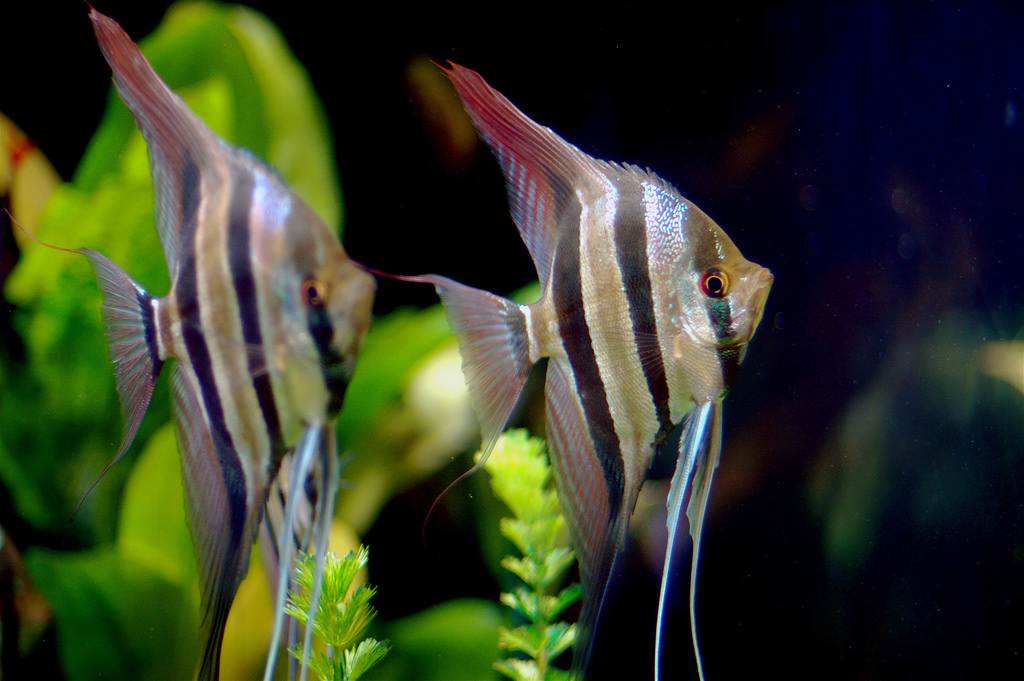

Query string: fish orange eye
302 278 326 308
701 268 729 298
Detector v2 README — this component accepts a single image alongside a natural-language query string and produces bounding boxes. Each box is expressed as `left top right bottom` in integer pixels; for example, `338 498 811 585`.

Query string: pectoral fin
656 400 722 681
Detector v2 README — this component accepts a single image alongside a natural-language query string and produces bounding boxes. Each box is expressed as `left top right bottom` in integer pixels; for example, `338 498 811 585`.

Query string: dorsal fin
89 8 220 276
442 63 597 290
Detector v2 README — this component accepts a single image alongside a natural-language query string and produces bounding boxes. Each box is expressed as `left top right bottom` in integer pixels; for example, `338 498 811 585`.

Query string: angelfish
76 11 375 681
413 64 772 680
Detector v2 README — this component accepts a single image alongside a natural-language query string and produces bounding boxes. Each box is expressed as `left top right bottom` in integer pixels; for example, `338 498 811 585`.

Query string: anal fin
171 365 252 681
545 360 628 679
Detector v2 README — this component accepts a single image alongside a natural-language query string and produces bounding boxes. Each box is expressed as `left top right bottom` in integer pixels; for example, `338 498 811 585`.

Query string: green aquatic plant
483 430 582 681
285 547 390 681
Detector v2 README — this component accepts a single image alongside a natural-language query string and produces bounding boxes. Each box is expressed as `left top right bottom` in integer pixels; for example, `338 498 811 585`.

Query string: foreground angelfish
78 11 374 681
415 64 772 680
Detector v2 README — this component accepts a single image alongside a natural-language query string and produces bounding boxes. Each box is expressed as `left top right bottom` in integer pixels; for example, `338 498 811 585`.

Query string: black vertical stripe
553 196 625 519
136 289 163 382
613 185 673 444
717 346 742 394
177 152 247 546
707 298 733 340
546 168 574 221
307 302 347 417
708 297 736 395
227 169 284 458
179 151 201 267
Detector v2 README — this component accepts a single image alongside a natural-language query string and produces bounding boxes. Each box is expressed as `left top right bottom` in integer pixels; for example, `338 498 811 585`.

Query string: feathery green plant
285 547 390 681
482 430 582 681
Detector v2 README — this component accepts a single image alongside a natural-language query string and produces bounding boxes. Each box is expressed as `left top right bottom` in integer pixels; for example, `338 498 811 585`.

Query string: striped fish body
81 11 375 681
417 64 771 680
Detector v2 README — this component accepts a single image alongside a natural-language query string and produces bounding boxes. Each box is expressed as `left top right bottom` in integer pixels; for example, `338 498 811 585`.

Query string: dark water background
5 2 1024 679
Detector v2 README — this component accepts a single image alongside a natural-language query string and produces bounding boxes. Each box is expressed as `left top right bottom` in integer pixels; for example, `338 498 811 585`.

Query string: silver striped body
417 64 772 680
81 11 375 681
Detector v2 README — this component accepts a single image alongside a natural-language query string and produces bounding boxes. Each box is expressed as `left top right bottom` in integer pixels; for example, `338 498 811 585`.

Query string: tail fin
400 274 534 529
417 274 533 466
76 248 163 514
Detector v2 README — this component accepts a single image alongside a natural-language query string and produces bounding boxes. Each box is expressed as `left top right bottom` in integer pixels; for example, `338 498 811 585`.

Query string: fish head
669 203 772 398
268 200 376 422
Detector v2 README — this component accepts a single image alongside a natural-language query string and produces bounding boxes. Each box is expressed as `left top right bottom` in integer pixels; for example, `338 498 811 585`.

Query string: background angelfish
415 64 772 680
77 10 375 681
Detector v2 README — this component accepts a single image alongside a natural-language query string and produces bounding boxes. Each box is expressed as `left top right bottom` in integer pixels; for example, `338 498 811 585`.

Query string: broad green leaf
27 546 199 681
367 599 502 681
26 423 200 681
334 307 475 534
228 5 341 228
116 423 197 591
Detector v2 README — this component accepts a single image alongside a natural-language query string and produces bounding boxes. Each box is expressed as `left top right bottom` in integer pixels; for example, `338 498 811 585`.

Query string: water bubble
799 184 820 212
805 230 824 257
891 187 910 216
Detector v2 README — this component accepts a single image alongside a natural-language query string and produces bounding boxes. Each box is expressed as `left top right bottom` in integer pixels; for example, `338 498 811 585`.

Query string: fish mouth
735 266 773 340
755 266 774 295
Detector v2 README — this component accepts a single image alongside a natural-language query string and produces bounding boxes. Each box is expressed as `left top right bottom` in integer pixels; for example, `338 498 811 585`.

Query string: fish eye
302 278 326 308
700 267 729 298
